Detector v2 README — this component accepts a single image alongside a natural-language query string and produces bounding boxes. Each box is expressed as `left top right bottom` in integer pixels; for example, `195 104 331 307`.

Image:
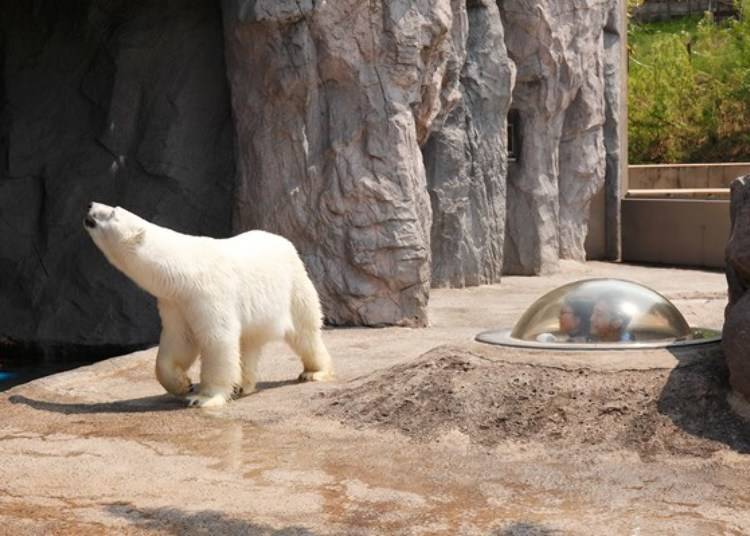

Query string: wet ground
1 261 747 535
0 358 100 391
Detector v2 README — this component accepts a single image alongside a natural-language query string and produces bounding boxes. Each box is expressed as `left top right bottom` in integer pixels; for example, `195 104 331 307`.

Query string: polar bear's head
84 202 147 268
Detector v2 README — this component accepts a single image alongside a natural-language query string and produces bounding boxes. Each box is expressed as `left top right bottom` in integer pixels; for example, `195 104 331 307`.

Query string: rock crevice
499 0 617 275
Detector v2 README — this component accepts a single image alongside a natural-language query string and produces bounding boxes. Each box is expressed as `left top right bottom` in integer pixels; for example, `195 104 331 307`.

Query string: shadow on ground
6 378 299 415
105 503 316 535
7 394 187 414
657 345 750 455
256 379 299 390
492 522 560 535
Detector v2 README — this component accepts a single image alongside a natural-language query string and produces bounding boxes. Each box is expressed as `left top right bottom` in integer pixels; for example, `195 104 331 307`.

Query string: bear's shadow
106 503 317 535
7 379 299 415
8 394 187 414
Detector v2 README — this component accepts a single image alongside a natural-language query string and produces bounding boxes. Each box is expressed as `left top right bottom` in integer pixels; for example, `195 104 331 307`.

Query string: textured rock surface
223 0 468 326
723 176 750 402
423 0 515 288
0 1 235 350
2 0 628 347
499 0 616 275
602 2 626 260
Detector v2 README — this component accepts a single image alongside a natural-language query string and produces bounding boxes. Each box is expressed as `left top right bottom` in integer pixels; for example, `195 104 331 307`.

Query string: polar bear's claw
298 370 333 382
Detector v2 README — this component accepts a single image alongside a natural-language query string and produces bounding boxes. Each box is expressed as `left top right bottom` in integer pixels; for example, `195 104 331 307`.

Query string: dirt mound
322 345 750 458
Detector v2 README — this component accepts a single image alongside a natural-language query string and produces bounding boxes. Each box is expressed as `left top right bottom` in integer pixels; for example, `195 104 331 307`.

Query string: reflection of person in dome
558 297 592 342
590 295 634 342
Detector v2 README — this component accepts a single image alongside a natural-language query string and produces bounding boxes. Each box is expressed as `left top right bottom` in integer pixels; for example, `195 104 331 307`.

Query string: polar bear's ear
124 227 145 247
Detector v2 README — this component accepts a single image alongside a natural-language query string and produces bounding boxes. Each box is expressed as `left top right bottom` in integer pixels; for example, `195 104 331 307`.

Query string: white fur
84 202 334 407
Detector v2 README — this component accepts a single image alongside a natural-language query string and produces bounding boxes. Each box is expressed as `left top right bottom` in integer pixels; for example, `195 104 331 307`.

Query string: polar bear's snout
84 203 100 229
84 202 116 230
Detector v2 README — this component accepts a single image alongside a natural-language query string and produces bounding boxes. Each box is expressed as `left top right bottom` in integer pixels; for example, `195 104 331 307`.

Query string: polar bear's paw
186 393 228 408
298 370 334 382
234 384 254 398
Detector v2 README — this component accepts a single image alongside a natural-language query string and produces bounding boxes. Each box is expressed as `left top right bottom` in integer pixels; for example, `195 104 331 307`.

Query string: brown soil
322 345 750 458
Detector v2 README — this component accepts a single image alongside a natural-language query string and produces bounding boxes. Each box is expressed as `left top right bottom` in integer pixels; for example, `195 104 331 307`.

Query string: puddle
0 360 101 391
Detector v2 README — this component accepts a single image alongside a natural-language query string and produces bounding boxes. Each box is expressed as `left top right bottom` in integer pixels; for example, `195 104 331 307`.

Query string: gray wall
0 1 235 352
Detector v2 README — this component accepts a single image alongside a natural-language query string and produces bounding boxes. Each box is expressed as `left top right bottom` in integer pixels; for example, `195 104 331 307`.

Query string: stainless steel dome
477 278 720 350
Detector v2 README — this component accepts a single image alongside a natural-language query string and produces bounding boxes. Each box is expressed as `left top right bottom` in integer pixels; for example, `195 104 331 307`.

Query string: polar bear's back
218 230 318 337
224 230 304 270
220 230 306 285
226 229 295 254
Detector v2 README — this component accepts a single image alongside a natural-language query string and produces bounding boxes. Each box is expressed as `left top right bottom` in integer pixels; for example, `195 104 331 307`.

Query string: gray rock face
223 0 469 326
499 0 615 275
723 176 750 402
0 1 235 350
602 3 627 260
423 0 515 288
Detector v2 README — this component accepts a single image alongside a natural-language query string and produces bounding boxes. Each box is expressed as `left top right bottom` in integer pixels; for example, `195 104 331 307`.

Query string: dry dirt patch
322 345 750 458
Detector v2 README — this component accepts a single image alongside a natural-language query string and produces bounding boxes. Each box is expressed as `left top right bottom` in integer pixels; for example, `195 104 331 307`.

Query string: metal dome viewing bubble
476 278 721 350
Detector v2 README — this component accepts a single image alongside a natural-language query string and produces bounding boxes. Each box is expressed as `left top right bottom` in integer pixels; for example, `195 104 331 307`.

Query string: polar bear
84 202 334 408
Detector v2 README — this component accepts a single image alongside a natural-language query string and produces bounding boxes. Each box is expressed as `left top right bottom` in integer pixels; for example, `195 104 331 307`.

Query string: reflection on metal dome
476 278 721 350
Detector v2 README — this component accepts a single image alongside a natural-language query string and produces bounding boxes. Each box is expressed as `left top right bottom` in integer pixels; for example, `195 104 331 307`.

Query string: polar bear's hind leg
238 339 264 395
285 329 334 382
286 274 334 382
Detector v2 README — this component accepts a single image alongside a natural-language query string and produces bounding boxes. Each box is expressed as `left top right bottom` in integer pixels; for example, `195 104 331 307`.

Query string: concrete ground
1 261 746 535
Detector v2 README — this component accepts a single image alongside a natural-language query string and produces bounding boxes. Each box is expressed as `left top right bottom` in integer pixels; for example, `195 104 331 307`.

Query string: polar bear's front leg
155 302 199 396
186 336 242 408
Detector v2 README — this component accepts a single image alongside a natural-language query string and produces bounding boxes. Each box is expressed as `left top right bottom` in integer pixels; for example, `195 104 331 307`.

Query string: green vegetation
628 2 750 163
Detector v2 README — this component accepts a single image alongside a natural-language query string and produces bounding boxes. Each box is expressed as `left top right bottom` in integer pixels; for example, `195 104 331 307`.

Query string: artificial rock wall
224 0 623 317
0 1 235 350
0 0 625 350
499 0 619 275
723 176 750 404
423 0 515 288
222 0 469 326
